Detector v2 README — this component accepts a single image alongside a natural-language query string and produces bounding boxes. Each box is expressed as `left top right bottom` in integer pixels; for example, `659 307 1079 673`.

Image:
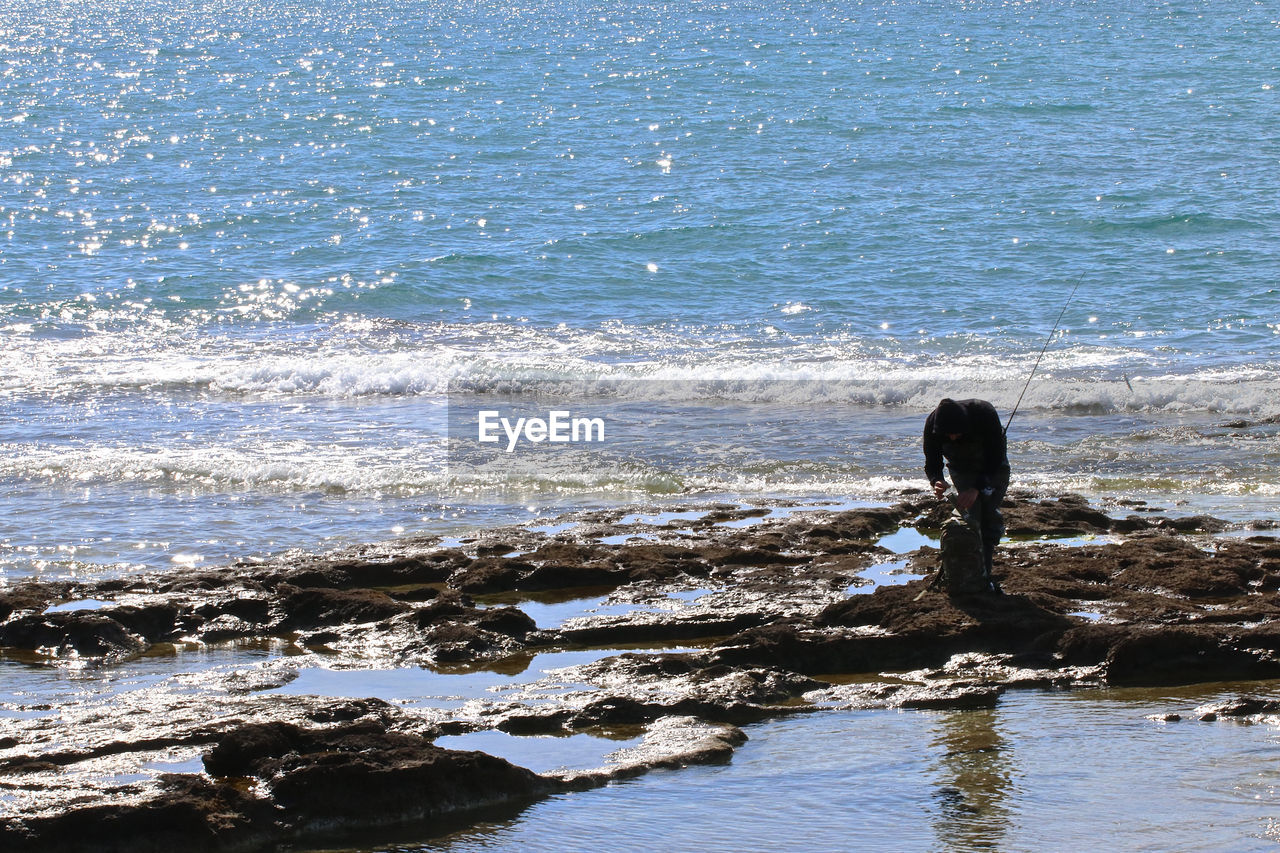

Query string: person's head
933 398 968 440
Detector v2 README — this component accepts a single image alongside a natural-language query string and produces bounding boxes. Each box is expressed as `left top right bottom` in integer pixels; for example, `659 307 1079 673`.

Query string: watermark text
477 410 605 452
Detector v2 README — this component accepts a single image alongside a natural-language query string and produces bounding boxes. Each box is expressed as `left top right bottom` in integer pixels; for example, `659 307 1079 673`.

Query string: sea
3 0 1280 847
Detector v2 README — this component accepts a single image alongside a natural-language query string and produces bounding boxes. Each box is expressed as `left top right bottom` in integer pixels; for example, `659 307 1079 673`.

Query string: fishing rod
1003 272 1085 436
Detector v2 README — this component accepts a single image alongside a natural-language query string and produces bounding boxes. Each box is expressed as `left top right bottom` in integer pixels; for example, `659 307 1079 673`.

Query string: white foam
3 319 1280 416
0 444 450 495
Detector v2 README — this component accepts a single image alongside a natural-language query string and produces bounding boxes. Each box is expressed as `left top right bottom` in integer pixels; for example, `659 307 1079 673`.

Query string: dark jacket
923 398 1009 490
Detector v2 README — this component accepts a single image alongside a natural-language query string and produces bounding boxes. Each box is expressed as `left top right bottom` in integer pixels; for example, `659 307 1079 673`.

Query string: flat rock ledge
3 492 1279 851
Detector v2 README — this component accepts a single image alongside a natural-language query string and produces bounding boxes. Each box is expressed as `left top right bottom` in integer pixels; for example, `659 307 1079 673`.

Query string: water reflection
929 708 1014 850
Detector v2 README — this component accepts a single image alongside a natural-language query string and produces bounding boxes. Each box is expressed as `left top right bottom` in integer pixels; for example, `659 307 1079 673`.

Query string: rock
219 721 553 831
277 585 410 629
203 720 304 777
9 491 1280 852
0 585 56 621
1193 696 1280 720
0 612 146 659
1001 495 1115 536
1104 626 1280 686
891 681 1004 710
0 774 270 853
105 602 184 641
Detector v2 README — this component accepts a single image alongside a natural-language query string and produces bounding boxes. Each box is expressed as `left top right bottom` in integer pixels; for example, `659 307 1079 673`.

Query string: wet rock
450 557 532 593
0 612 146 660
197 614 259 643
203 720 305 777
0 774 271 853
0 585 57 621
104 602 185 641
1104 625 1280 686
11 492 1280 852
573 697 653 726
1193 696 1280 721
520 562 628 590
2 719 556 853
1147 712 1182 723
818 585 1073 664
557 716 747 788
228 721 553 830
1160 515 1230 533
303 697 398 724
473 606 538 639
277 585 410 630
555 611 766 646
1111 515 1158 533
699 545 805 568
608 543 709 579
891 681 1004 710
793 507 904 544
194 595 271 624
476 541 518 556
697 507 770 525
414 621 524 662
1109 537 1261 598
497 710 577 735
1001 495 1114 536
522 542 606 566
387 585 442 603
280 554 456 590
411 590 474 624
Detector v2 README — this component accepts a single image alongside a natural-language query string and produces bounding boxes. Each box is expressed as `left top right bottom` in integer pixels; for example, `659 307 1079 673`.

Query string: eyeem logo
477 410 606 452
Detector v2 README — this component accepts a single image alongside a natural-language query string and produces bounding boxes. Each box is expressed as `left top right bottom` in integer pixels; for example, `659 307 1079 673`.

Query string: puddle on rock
43 599 113 613
0 642 288 719
478 588 719 630
140 751 207 776
598 532 661 546
433 729 645 775
1068 609 1104 622
270 647 696 708
1007 533 1120 548
526 522 577 537
617 510 706 527
876 527 935 554
847 560 927 595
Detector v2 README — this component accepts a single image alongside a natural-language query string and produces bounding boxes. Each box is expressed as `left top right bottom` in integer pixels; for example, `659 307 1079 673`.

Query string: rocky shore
3 492 1279 851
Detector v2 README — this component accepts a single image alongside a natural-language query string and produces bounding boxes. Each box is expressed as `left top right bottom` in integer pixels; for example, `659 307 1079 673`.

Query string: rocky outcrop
3 494 1278 851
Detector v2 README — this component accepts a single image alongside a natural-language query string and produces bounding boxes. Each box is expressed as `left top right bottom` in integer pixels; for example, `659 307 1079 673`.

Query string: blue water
2 0 1279 579
412 687 1280 853
2 4 1280 846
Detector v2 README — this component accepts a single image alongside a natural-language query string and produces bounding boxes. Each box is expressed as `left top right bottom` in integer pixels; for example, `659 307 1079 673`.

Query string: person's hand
932 480 948 499
956 488 979 510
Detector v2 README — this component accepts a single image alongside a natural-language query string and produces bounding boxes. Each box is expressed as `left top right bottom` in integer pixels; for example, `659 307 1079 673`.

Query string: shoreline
3 492 1280 850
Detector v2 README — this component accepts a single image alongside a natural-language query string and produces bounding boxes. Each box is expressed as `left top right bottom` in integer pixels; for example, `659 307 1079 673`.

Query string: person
923 398 1010 584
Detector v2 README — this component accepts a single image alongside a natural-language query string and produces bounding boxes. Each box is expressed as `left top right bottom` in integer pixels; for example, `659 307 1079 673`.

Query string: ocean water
1 0 1278 579
3 3 1280 845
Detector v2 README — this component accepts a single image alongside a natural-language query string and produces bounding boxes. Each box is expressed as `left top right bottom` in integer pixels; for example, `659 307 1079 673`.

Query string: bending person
923 398 1011 585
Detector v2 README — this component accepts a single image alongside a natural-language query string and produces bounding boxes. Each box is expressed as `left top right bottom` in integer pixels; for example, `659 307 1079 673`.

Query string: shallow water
876 526 936 554
847 558 925 595
0 640 287 719
365 684 1280 853
271 648 631 709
